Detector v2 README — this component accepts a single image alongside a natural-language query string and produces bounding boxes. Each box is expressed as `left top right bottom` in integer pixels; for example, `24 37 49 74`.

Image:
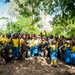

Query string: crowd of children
0 32 75 66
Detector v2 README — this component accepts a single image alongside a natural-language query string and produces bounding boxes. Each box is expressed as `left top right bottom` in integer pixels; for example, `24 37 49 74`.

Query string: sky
0 0 53 31
0 1 17 30
0 1 10 29
0 1 10 18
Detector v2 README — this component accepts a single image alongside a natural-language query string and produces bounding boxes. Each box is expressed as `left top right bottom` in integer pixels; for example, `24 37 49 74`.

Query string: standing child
50 40 58 67
29 35 34 58
12 33 20 59
70 38 75 65
63 40 71 64
21 37 30 59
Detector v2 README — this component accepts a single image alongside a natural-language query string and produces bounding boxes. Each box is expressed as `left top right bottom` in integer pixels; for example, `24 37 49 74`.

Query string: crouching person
50 41 58 67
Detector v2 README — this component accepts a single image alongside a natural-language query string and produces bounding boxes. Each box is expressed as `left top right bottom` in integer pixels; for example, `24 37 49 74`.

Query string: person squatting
0 33 75 67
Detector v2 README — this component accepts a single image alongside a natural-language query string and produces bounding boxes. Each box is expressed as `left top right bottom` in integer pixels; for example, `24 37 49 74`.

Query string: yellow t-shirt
0 38 2 47
29 39 34 47
20 38 24 45
64 44 70 47
0 36 2 41
71 46 75 52
1 37 6 44
50 44 57 51
56 42 58 47
6 38 11 43
64 44 70 51
12 38 19 47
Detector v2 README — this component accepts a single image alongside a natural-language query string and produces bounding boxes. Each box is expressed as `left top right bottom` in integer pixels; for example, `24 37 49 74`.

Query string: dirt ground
0 57 75 75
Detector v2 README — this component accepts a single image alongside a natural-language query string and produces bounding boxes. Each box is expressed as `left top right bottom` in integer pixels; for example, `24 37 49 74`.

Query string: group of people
0 32 75 66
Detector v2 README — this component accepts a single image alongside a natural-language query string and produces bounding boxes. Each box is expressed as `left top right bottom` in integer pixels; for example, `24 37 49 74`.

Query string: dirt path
0 57 75 75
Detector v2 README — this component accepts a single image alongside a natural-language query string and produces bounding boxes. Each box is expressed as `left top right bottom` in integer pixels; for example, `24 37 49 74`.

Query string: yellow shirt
6 38 11 43
56 42 58 47
64 44 70 47
0 36 2 41
71 46 75 52
0 38 2 47
29 39 34 47
20 38 24 45
50 44 57 51
12 38 19 47
64 44 70 51
1 37 6 44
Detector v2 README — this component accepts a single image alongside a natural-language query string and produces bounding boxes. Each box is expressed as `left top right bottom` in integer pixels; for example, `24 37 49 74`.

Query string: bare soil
0 57 75 75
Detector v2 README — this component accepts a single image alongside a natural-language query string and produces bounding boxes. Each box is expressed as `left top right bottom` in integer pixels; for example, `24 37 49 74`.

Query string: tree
8 0 42 25
9 0 75 24
7 0 75 37
0 29 4 34
5 16 40 34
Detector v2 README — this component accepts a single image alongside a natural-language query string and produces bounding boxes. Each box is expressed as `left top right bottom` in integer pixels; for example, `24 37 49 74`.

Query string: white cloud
38 11 54 31
0 6 17 30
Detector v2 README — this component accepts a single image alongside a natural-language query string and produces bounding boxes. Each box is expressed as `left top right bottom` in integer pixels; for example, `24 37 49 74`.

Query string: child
1 34 7 47
70 38 75 65
0 41 6 64
41 37 48 57
63 40 71 64
50 41 58 67
21 37 30 59
29 35 34 58
12 33 20 59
